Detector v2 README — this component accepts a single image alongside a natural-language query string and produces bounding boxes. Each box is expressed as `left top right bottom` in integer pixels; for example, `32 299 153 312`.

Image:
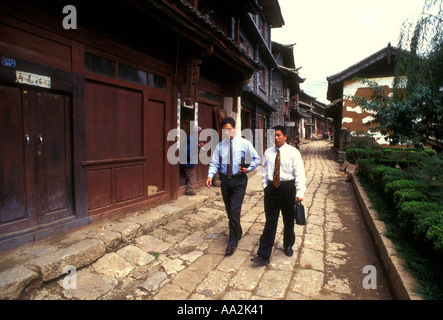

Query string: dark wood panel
85 81 116 161
30 90 74 224
197 103 215 181
116 87 143 159
87 169 112 210
146 99 165 193
116 165 144 202
1 86 74 234
0 85 32 228
85 81 143 161
0 22 71 72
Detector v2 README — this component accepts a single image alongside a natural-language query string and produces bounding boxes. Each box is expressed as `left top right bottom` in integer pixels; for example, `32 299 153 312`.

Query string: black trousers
220 173 248 247
257 180 296 258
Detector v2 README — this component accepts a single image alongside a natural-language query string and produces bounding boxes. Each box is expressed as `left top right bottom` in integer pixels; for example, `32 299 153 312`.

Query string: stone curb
349 172 423 300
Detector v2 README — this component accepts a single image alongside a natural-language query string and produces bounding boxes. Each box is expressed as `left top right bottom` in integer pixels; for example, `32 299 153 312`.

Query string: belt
220 173 246 180
267 179 295 185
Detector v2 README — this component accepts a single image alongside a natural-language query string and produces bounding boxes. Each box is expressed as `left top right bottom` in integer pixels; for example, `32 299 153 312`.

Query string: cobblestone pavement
19 140 392 300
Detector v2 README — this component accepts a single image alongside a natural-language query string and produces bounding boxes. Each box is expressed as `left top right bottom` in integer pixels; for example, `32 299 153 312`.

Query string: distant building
239 4 286 157
270 42 305 143
326 43 399 159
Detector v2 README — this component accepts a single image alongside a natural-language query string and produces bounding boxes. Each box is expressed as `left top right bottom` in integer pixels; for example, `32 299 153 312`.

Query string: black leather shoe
284 246 293 257
250 256 270 266
225 246 236 256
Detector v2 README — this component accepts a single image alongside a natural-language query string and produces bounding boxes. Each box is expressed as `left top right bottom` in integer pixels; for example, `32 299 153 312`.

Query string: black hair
220 116 236 128
273 125 287 136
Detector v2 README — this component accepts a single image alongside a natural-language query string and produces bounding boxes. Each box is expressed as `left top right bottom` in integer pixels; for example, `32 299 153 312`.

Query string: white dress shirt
261 142 306 198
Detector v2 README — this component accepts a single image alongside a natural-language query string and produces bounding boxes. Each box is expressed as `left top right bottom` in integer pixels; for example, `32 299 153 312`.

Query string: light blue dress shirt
208 136 261 178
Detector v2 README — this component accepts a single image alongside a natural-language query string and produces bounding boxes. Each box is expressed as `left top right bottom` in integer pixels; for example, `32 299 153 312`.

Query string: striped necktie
273 148 280 188
227 140 233 178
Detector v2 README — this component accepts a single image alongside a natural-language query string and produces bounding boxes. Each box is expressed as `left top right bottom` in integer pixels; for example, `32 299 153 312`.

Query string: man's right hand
206 177 212 188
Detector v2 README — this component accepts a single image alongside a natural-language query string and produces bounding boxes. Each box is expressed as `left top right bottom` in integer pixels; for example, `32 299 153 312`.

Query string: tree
350 78 424 146
349 0 443 147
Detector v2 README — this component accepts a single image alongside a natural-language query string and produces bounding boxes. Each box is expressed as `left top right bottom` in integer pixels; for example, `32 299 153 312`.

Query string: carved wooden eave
325 98 343 119
135 0 262 104
176 0 260 72
146 0 259 74
259 0 285 28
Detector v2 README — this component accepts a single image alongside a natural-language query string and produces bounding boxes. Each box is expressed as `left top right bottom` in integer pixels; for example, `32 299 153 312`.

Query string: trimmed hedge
346 147 436 167
428 222 443 253
393 189 428 210
353 151 443 258
346 148 374 163
399 201 443 251
384 179 427 200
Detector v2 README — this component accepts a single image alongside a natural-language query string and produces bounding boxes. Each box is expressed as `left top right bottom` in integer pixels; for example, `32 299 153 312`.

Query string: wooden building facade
0 0 275 250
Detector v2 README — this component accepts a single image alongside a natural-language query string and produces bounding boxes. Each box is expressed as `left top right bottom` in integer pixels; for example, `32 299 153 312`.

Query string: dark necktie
273 148 280 188
227 140 233 178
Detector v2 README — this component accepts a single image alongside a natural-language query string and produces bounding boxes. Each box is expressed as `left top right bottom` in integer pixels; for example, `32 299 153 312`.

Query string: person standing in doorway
181 126 203 196
251 125 306 266
206 117 261 256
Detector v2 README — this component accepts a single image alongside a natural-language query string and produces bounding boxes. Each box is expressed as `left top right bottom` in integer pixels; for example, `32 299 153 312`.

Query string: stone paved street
17 140 392 300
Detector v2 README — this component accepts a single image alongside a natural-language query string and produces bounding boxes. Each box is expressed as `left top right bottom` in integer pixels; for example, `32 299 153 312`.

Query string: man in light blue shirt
206 117 260 256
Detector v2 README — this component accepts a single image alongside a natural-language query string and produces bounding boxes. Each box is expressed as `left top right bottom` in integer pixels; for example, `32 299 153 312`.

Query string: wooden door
197 103 215 180
146 98 166 193
0 85 73 235
257 113 266 158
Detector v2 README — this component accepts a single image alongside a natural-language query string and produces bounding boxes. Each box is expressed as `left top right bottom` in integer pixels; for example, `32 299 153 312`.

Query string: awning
292 108 311 118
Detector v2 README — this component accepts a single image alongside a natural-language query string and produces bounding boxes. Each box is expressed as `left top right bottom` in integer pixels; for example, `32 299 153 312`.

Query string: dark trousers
180 166 196 193
257 180 296 258
220 174 248 247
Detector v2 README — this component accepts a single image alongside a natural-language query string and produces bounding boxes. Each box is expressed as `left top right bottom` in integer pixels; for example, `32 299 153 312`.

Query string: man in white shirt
251 125 306 266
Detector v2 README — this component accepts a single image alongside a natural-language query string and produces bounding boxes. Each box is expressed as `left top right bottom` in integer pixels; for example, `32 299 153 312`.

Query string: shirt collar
275 142 287 151
222 135 237 146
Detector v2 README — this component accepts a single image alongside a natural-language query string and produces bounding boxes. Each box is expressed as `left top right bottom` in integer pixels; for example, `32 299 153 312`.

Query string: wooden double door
0 85 74 236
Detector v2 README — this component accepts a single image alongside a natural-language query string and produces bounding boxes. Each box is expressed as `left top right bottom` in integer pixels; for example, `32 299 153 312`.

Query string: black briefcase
294 201 306 225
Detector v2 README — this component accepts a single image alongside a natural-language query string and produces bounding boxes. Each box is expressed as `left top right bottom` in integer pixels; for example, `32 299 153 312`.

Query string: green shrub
377 159 398 167
348 136 375 149
368 165 400 188
381 148 396 155
424 148 437 157
393 189 428 210
415 210 443 245
427 221 443 254
399 201 443 245
381 171 406 189
384 179 427 200
346 148 373 164
356 158 377 178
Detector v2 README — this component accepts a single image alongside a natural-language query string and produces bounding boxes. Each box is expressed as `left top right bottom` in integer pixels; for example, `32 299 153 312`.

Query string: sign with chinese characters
16 71 51 89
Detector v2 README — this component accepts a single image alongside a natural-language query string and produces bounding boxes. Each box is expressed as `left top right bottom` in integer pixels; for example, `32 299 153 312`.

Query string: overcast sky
271 0 426 103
